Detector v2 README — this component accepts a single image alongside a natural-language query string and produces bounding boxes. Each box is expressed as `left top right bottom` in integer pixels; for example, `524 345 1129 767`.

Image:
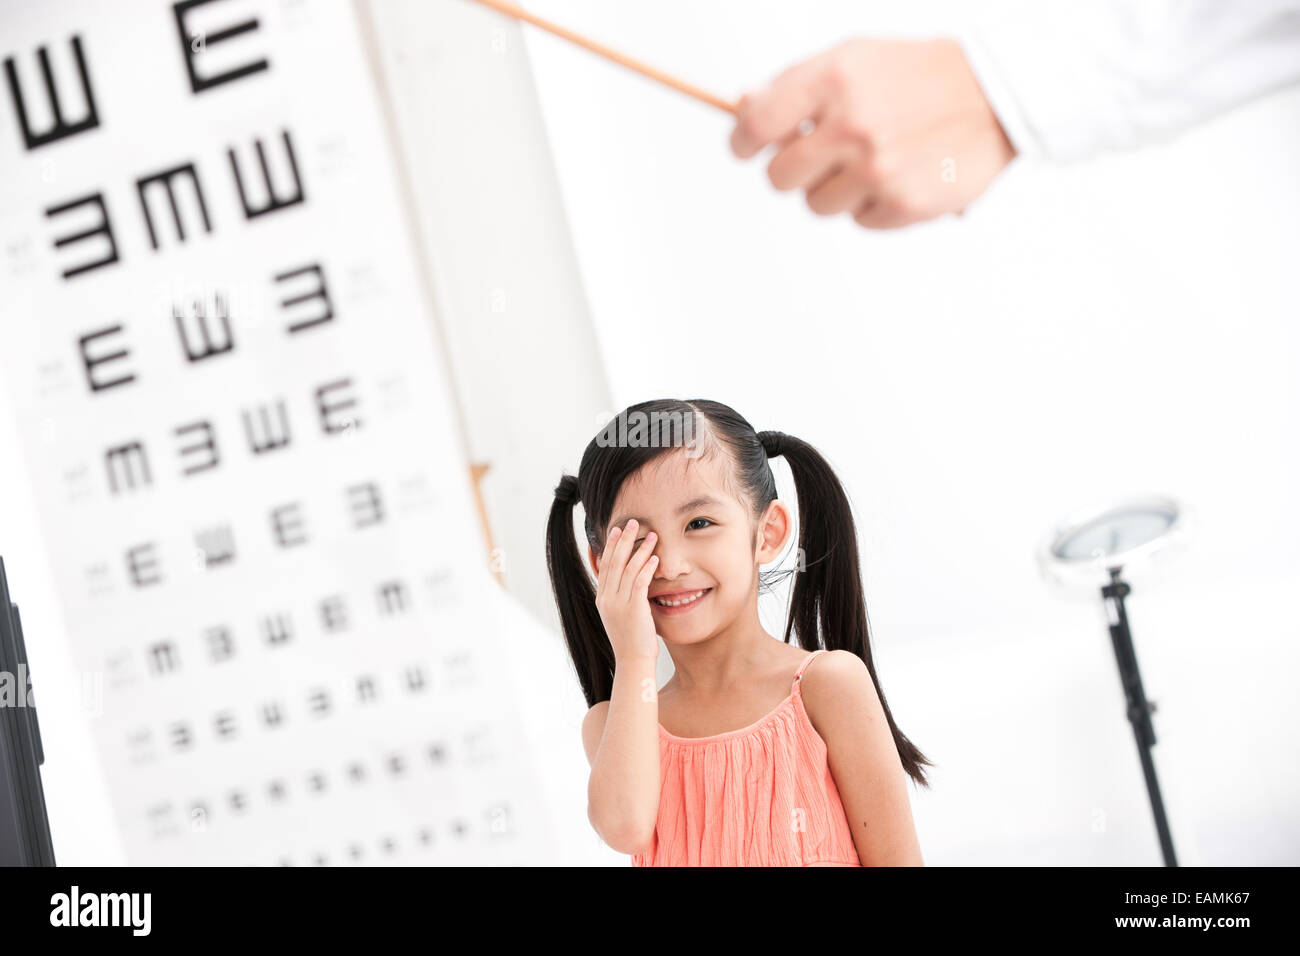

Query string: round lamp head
1038 494 1189 591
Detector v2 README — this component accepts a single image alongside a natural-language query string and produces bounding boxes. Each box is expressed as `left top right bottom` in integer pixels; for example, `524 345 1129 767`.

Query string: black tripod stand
1101 567 1178 866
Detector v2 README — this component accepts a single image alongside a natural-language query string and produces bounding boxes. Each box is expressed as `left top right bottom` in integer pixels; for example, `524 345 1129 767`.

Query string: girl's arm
582 652 661 855
802 650 925 866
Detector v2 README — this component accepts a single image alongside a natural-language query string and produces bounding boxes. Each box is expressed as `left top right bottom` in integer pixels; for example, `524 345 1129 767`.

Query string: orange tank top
631 648 863 867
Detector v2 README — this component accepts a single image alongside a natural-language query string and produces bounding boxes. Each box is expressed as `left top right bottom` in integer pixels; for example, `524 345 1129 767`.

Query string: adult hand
730 37 1016 229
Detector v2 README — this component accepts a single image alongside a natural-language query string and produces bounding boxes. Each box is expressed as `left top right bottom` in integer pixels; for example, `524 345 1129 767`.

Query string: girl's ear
588 545 601 579
755 500 792 564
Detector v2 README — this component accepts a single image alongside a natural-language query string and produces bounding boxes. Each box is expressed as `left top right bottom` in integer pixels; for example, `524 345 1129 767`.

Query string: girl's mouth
650 588 712 614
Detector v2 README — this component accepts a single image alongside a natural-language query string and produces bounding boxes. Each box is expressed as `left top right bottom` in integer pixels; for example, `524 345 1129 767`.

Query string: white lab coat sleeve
954 0 1300 163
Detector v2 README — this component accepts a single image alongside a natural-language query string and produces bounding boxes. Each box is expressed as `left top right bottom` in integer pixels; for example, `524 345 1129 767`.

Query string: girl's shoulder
797 649 873 728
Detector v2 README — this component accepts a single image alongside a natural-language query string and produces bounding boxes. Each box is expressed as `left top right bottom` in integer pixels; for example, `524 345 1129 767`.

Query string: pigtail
759 430 934 789
545 474 614 708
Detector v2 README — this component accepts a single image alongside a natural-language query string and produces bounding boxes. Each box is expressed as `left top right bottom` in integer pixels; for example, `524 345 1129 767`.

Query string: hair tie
760 430 791 458
554 474 580 506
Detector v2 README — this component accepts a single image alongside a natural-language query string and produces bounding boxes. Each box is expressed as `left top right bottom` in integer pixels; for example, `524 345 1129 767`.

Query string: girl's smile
650 587 714 615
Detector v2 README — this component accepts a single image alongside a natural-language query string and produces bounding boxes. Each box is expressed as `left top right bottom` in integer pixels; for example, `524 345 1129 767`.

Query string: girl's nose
651 542 689 578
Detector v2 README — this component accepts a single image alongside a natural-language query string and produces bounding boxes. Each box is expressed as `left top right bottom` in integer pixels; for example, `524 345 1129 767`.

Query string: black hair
545 398 932 788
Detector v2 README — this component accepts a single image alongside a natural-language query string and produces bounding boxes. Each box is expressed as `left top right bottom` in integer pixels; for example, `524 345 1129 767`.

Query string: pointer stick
467 0 739 115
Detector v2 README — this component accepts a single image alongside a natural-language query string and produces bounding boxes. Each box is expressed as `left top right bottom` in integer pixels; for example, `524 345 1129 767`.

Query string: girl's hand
594 519 660 663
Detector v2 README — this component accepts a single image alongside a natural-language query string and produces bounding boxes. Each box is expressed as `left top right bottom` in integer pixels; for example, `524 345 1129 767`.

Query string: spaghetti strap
793 648 827 687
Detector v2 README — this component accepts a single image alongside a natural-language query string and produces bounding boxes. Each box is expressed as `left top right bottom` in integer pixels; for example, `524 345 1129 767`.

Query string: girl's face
590 450 790 645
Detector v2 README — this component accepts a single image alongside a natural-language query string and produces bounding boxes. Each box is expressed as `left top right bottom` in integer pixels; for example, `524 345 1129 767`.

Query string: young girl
545 398 931 866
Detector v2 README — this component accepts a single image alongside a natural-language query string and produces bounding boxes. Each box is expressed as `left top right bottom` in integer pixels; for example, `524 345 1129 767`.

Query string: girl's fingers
595 525 621 598
608 519 641 594
637 554 659 594
596 520 659 603
599 525 622 567
619 531 658 598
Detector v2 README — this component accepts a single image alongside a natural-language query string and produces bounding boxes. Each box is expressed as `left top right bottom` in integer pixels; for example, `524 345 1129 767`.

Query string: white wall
521 0 1300 864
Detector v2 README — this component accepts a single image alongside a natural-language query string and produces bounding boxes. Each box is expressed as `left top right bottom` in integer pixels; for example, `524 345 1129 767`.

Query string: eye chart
0 0 549 865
